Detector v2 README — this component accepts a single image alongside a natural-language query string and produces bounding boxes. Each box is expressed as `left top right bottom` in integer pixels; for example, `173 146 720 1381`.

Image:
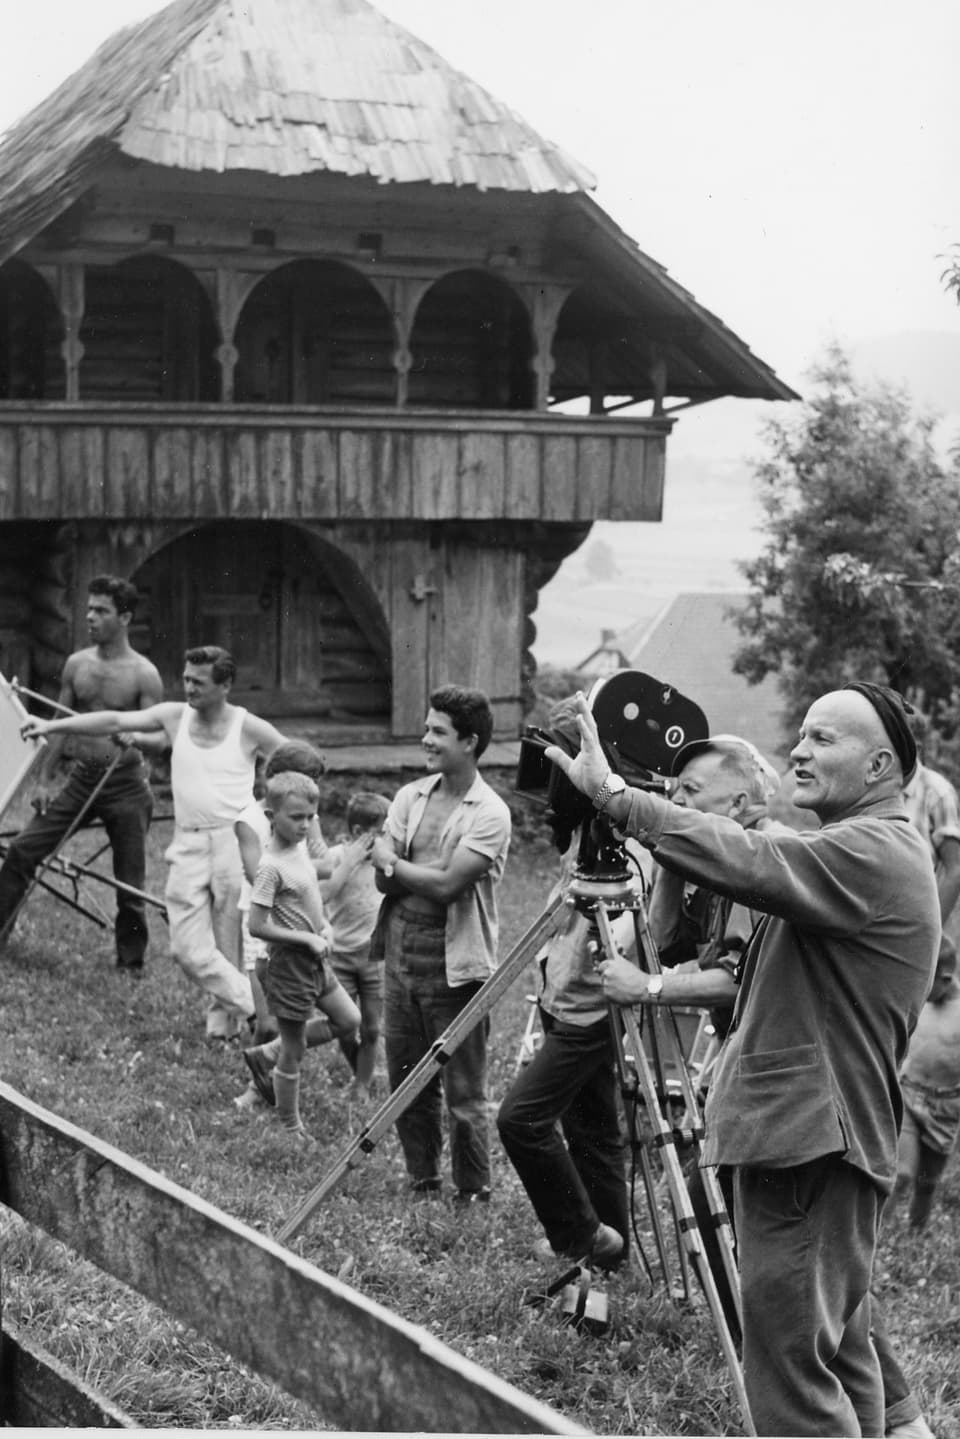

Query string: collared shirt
620 786 939 1191
902 762 960 875
385 772 511 986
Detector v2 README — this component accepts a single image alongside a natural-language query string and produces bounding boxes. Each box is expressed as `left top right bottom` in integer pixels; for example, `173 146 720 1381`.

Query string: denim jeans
0 759 153 967
735 1156 883 1437
383 904 489 1193
497 1009 628 1257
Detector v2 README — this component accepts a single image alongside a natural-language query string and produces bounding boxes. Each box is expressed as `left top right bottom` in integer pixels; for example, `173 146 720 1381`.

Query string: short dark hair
88 574 139 618
429 684 494 759
265 741 327 783
346 790 390 830
183 645 236 685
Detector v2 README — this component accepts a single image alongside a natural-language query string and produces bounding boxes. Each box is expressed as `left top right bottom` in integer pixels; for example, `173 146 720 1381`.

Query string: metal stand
0 680 167 941
0 748 128 945
581 882 752 1433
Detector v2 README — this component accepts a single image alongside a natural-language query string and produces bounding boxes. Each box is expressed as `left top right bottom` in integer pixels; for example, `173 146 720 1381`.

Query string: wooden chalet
0 0 796 741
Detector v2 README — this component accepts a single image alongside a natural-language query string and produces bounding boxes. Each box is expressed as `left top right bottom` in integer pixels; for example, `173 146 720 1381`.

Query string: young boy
247 771 360 1139
235 741 331 1045
893 936 960 1228
321 791 391 1102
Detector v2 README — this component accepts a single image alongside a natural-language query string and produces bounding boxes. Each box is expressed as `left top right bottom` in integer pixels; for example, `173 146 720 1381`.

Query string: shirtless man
0 575 163 968
369 685 511 1204
22 645 287 1040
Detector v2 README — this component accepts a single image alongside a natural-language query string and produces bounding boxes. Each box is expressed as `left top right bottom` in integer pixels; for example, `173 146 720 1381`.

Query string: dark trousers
0 761 153 967
497 1009 629 1257
691 1163 918 1430
384 905 490 1193
735 1156 883 1438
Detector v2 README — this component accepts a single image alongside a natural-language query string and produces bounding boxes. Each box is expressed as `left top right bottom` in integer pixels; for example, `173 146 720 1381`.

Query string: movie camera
516 670 709 875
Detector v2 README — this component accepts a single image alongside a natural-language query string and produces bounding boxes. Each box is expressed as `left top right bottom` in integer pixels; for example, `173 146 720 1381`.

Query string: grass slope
0 774 957 1435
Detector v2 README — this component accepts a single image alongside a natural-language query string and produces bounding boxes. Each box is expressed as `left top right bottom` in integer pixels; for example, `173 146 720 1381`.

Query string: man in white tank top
23 645 287 1041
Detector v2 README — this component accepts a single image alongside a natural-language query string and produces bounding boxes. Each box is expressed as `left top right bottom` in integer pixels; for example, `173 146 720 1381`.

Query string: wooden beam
0 1082 587 1435
0 1317 134 1428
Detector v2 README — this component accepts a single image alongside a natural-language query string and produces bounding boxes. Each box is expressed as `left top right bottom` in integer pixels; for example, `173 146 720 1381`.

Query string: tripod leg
278 894 567 1243
594 903 754 1436
626 904 743 1326
605 993 673 1289
619 1005 754 1434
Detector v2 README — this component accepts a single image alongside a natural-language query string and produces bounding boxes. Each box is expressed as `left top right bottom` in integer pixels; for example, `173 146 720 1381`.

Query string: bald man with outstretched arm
546 683 939 1439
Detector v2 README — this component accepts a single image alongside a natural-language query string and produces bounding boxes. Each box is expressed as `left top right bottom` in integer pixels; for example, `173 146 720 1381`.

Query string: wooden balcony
0 403 670 525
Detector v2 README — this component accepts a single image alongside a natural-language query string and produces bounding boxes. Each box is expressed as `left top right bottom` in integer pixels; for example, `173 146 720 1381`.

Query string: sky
2 0 959 657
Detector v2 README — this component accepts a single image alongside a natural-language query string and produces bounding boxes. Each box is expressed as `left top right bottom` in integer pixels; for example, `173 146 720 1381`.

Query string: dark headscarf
843 682 918 783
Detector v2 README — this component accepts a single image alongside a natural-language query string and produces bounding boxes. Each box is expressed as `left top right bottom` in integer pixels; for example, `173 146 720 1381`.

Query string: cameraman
546 685 938 1439
643 734 783 1039
496 824 632 1271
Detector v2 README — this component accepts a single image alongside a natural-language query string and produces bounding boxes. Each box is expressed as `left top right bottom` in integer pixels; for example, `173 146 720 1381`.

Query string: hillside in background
532 330 960 667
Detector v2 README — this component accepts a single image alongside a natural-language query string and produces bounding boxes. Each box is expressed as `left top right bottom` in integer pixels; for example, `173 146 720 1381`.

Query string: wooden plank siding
0 1081 586 1435
0 405 670 524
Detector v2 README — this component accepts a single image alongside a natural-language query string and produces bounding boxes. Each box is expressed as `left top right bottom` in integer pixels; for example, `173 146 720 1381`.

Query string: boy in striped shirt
248 771 360 1139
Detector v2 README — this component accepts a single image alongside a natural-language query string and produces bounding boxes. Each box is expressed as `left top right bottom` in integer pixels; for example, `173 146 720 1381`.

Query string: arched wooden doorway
234 260 395 405
131 522 391 732
409 269 534 409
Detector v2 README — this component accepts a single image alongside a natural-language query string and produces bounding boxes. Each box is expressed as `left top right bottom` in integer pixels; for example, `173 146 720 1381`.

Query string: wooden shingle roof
0 0 595 258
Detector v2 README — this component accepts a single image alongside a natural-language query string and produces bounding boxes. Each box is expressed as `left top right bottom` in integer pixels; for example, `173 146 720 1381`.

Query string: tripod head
567 811 642 913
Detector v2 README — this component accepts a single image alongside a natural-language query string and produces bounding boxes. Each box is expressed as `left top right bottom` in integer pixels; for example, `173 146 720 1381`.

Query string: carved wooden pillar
214 268 247 402
38 263 86 401
370 275 434 408
518 283 572 411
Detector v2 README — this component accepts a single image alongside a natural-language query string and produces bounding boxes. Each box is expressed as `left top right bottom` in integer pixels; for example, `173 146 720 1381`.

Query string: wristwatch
592 771 627 812
382 861 395 879
645 974 664 1003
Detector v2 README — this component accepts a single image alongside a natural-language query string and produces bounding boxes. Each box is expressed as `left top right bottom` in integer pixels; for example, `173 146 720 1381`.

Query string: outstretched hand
543 692 610 800
20 717 51 743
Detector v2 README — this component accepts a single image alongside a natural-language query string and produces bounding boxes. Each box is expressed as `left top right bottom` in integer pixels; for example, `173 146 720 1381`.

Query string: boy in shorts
893 936 960 1228
235 740 331 1048
248 771 360 1139
321 791 391 1102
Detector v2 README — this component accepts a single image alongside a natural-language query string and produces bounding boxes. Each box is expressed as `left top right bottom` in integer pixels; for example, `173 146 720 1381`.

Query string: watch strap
592 772 625 812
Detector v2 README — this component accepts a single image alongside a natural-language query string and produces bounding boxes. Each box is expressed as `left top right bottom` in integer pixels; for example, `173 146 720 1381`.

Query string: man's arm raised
22 702 180 747
31 659 80 809
544 691 631 825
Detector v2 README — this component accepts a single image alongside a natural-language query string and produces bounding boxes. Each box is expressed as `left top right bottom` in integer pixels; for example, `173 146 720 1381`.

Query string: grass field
1 770 958 1435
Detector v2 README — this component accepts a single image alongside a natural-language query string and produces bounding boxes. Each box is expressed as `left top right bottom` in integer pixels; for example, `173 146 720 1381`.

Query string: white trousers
164 826 253 1035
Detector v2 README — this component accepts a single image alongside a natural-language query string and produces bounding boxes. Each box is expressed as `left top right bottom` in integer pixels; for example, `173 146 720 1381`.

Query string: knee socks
274 1068 302 1131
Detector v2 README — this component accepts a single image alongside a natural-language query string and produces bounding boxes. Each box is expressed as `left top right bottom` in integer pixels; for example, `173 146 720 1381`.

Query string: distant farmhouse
0 0 795 742
579 591 787 768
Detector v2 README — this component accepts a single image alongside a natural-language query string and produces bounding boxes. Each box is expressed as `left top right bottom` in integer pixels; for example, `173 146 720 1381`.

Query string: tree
582 535 620 584
733 346 960 739
941 244 960 308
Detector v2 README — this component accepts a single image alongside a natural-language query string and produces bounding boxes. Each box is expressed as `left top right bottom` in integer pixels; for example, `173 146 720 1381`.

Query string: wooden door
132 522 390 725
